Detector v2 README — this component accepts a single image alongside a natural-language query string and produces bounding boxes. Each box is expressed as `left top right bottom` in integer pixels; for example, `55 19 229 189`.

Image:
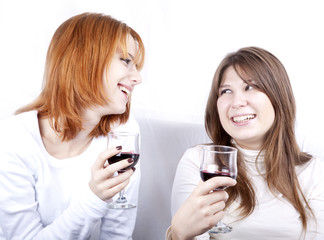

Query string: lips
118 84 132 97
232 114 256 123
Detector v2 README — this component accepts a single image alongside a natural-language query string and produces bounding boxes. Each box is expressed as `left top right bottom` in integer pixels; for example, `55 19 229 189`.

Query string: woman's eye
121 58 131 65
220 89 232 95
245 85 253 91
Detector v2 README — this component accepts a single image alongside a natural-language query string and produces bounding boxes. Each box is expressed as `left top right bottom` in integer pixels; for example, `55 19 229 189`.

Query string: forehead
221 65 255 86
221 66 243 84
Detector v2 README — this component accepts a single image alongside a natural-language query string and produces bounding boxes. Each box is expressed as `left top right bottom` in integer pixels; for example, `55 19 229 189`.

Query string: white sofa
132 115 324 240
132 116 210 239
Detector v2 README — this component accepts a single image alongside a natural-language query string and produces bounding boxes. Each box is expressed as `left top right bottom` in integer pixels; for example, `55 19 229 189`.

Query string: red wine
200 170 236 190
108 152 139 171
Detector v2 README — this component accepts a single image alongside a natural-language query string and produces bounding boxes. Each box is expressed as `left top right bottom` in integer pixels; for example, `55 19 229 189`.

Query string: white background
1 0 323 136
1 1 324 239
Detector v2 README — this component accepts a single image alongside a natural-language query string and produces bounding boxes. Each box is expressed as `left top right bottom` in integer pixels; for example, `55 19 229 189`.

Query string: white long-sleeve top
0 111 141 240
171 145 324 240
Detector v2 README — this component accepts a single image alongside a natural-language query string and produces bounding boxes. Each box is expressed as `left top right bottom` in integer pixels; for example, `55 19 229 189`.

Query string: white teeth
119 86 130 95
233 114 255 123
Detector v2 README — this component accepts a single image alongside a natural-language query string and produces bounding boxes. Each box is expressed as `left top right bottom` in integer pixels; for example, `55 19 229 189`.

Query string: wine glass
107 131 140 209
200 145 237 233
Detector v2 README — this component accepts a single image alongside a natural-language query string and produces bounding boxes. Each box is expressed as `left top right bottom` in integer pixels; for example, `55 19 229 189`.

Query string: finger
101 167 134 189
193 190 228 218
92 146 122 171
89 166 134 201
100 169 134 199
91 167 133 189
194 177 237 196
202 189 229 206
103 158 135 175
208 198 226 214
92 160 135 191
102 178 131 200
207 211 225 229
111 168 134 185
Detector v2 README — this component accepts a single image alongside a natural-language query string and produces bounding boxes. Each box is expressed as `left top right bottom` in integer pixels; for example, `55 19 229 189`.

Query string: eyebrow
219 84 231 89
118 50 134 60
128 53 134 60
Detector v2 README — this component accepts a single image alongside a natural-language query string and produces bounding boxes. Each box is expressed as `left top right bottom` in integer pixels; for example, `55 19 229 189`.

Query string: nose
129 66 142 86
232 92 247 108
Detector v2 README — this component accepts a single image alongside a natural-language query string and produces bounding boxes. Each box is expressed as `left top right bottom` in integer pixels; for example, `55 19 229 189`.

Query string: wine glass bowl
107 152 139 172
107 131 139 209
200 145 237 233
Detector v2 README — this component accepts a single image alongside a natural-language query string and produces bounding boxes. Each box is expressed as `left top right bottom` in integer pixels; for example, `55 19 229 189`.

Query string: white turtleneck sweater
170 145 324 240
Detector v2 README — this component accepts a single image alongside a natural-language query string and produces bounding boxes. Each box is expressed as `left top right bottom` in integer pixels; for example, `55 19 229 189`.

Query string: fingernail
128 158 134 163
116 146 122 150
132 167 136 172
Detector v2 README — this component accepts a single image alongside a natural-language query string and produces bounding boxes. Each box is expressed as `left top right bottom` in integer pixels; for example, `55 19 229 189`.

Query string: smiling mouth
232 114 256 123
119 85 131 96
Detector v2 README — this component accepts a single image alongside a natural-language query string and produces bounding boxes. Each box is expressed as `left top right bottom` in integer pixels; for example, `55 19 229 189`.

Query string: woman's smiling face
217 66 275 150
103 35 142 115
82 35 142 124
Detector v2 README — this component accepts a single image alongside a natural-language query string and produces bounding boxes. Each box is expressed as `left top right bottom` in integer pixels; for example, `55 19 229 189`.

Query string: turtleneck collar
231 139 265 163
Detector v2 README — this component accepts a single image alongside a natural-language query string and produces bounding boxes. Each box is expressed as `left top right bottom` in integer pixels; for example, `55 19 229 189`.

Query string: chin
114 107 127 115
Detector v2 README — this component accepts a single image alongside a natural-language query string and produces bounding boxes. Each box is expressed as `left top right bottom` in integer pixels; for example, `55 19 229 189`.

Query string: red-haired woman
0 12 145 239
167 47 324 240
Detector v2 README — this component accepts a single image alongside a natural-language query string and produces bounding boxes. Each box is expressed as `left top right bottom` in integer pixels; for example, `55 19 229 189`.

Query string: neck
38 117 94 159
234 139 263 151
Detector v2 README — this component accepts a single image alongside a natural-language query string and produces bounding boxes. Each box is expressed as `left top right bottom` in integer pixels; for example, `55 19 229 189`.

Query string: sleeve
171 147 201 216
165 227 200 240
170 146 209 240
0 151 109 240
99 160 141 239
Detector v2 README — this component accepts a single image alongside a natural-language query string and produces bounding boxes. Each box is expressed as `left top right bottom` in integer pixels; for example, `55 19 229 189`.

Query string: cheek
258 94 275 126
217 97 227 113
217 99 228 123
265 102 275 126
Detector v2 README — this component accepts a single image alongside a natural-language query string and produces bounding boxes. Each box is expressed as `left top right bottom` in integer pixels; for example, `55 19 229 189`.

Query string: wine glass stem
116 189 127 203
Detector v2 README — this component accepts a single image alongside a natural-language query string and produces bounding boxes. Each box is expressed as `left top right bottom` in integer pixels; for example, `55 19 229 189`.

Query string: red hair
16 12 145 141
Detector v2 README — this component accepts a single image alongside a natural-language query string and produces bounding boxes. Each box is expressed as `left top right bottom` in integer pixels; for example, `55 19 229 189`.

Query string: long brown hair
16 12 145 141
205 46 313 230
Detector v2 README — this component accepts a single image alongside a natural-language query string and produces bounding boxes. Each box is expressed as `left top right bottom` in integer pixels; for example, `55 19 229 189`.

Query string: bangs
232 63 263 91
118 30 145 71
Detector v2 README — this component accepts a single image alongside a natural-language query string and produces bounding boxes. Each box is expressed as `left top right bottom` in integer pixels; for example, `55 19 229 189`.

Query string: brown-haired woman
0 12 145 239
167 47 324 239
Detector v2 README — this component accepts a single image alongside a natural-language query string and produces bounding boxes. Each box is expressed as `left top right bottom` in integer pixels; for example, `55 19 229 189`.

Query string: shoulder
297 157 324 197
0 110 38 134
310 157 324 175
297 132 324 162
178 145 204 169
0 111 41 156
298 156 324 175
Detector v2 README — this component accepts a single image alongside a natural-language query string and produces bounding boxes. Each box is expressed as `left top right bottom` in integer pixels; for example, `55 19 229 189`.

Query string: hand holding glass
200 145 237 233
107 131 139 209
